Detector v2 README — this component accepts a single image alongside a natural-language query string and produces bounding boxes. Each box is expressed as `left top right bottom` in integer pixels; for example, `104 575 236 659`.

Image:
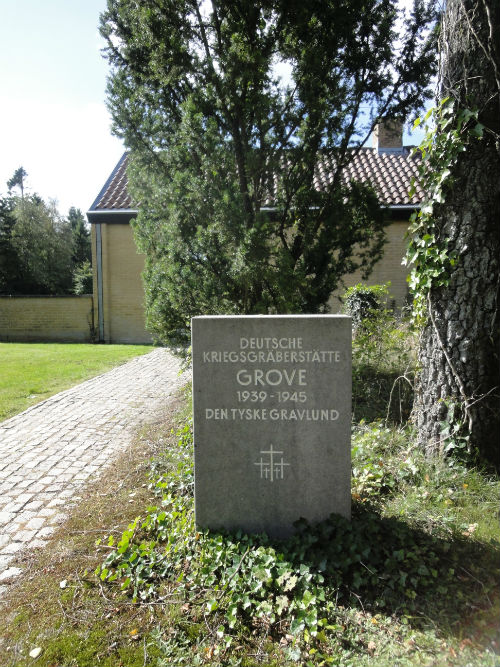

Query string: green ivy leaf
290 616 306 635
276 595 289 615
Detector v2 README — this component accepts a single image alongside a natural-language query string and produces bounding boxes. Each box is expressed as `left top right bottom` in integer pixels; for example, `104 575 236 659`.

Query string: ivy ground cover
1 390 498 666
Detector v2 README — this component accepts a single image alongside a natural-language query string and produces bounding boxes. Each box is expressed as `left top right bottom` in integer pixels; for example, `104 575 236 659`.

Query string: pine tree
7 167 28 199
68 207 91 266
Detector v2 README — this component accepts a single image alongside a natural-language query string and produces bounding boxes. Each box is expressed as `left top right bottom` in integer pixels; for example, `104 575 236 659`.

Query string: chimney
373 119 404 153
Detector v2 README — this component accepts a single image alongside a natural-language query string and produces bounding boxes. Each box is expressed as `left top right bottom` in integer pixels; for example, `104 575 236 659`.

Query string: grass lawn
0 342 154 422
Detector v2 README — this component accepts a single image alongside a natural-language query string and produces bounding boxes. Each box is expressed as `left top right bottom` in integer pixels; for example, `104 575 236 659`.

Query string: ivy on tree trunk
414 0 500 468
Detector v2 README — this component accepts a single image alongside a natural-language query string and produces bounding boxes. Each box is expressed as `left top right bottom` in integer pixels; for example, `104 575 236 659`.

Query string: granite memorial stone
192 315 351 538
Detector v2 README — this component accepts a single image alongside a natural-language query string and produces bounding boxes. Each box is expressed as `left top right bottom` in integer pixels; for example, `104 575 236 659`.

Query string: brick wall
0 296 94 342
328 219 410 311
92 223 153 344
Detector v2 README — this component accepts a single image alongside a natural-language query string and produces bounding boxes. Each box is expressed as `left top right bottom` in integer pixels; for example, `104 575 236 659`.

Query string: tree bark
415 0 500 468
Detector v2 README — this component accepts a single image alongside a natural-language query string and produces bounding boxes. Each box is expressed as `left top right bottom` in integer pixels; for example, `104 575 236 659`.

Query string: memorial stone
192 315 351 538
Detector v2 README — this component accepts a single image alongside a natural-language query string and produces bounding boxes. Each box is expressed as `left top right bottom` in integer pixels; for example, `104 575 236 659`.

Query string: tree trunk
415 0 500 468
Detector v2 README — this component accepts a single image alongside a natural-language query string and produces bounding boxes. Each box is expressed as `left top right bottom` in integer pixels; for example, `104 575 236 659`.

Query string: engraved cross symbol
254 444 290 482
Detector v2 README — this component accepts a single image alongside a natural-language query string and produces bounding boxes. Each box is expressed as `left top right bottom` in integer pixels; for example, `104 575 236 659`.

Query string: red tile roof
89 148 423 212
341 148 424 206
89 153 135 211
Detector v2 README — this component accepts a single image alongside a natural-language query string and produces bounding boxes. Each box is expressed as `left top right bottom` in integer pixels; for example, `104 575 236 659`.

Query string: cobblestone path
0 348 186 589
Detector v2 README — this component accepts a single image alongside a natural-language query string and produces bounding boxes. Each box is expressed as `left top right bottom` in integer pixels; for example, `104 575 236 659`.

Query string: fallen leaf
204 646 215 659
462 523 478 537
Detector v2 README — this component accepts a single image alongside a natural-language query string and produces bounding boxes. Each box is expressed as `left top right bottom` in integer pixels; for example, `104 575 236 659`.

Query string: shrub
73 260 93 295
343 284 417 423
343 283 389 330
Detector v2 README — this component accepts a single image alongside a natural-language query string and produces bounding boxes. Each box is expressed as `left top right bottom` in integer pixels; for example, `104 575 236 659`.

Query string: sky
0 0 124 216
0 0 427 219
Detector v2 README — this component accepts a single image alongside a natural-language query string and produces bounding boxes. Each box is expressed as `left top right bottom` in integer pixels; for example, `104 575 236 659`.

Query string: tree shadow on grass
244 503 499 641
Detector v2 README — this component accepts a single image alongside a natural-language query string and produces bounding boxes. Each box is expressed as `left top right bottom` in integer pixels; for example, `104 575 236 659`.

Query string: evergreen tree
7 167 28 199
68 207 91 266
101 0 436 344
0 196 20 293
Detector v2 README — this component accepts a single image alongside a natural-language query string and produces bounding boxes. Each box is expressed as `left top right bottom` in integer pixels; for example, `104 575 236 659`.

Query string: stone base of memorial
192 315 351 539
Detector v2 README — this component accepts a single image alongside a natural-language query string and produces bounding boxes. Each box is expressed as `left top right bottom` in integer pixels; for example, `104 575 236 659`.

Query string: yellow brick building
87 123 423 344
89 218 151 344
